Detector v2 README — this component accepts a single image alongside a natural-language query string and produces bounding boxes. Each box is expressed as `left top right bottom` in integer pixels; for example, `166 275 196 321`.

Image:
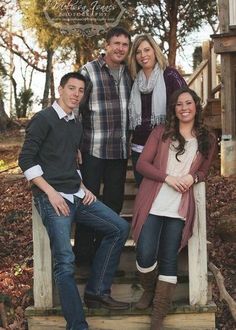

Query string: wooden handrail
187 59 209 86
211 83 221 98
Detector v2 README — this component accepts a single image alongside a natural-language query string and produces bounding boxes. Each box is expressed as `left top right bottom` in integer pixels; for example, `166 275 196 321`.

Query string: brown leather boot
150 280 176 330
135 268 157 309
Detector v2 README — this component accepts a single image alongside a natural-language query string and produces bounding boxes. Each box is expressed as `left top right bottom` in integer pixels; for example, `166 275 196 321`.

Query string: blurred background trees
0 0 218 129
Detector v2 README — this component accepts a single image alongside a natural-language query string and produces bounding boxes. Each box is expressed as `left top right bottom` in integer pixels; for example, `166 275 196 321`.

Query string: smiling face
105 34 130 68
175 92 197 125
135 40 156 73
58 78 85 114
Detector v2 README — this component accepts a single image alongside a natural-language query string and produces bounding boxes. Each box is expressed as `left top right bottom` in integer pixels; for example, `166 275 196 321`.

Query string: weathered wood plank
213 34 236 53
218 0 229 33
28 312 216 330
188 183 208 305
229 0 236 27
221 54 236 136
32 203 53 308
221 140 236 176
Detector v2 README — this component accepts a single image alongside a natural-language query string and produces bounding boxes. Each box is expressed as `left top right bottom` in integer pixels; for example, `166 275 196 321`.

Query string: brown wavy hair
163 87 212 160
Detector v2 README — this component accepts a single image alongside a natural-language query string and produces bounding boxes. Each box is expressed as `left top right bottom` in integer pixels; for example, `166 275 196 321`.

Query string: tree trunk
50 71 55 104
0 96 11 131
10 76 20 118
42 48 54 109
74 41 95 69
167 2 178 67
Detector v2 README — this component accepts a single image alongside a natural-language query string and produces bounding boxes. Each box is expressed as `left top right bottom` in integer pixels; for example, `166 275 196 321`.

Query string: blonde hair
128 34 168 79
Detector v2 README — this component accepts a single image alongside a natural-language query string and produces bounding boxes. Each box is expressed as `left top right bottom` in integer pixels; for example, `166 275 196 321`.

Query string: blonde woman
129 34 186 188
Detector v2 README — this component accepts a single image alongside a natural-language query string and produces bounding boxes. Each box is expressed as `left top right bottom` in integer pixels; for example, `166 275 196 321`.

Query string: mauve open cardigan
131 125 217 251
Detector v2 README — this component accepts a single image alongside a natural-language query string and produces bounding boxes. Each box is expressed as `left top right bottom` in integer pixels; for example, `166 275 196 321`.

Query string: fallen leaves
207 161 236 329
0 177 33 329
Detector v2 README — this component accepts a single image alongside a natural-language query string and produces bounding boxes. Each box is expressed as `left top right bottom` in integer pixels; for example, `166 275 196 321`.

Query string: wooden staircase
187 41 222 133
26 162 216 329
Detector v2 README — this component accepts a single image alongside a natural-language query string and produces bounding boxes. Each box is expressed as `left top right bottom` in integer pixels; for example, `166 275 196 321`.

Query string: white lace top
149 138 198 219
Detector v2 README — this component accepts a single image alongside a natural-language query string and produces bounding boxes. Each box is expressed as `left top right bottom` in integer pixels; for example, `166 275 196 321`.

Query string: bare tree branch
209 262 236 321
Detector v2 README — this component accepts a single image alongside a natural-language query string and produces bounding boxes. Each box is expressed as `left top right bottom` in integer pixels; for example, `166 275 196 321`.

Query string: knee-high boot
150 280 176 330
135 268 157 309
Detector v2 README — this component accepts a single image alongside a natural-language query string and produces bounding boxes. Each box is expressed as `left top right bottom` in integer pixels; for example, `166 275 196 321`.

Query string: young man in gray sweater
19 72 130 330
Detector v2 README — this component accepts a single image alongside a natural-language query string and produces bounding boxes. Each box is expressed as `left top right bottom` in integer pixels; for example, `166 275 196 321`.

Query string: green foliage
19 0 60 49
17 88 34 118
18 0 138 66
135 0 217 44
18 0 218 67
132 0 218 65
0 293 10 304
0 159 6 170
193 46 202 70
13 264 23 276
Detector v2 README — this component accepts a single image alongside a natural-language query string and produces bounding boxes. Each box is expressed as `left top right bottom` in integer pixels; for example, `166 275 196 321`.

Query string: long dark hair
163 87 211 160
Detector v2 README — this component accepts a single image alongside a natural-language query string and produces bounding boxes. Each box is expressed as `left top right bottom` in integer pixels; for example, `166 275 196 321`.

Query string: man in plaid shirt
74 27 132 265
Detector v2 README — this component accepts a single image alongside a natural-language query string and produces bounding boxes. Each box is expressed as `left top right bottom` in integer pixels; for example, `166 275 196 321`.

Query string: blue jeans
34 194 130 330
136 214 184 276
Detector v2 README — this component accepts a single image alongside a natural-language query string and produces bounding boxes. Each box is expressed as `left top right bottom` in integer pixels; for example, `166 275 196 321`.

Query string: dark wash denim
34 194 130 330
74 153 128 266
131 150 143 187
81 153 128 214
136 214 184 276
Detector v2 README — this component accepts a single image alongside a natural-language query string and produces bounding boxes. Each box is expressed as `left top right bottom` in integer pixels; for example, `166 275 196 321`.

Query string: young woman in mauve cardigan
132 87 216 330
128 34 186 188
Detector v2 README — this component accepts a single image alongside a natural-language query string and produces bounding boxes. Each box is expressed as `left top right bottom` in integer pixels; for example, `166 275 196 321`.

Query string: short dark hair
60 72 86 87
105 26 131 43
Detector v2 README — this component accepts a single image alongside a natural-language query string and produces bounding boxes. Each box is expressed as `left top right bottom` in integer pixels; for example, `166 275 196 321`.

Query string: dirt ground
0 128 236 329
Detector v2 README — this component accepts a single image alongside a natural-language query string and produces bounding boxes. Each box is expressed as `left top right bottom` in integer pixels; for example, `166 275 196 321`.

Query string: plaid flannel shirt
80 55 132 159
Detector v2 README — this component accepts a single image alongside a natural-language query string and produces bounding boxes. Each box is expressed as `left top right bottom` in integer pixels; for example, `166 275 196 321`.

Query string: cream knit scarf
129 63 166 129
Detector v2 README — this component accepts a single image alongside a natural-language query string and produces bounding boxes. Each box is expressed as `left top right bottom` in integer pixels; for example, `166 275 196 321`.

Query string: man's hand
82 187 97 205
80 181 96 205
47 189 70 216
32 176 70 216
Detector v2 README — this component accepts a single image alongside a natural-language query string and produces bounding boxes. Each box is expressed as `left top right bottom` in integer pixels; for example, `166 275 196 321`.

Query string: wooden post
229 0 236 27
218 0 230 33
188 182 208 305
221 54 236 136
221 139 236 176
32 204 53 308
220 54 236 176
213 0 236 176
202 41 212 101
211 47 218 93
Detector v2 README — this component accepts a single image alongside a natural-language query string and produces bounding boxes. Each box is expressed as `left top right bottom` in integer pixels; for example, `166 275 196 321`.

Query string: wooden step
120 199 134 217
26 302 217 330
73 244 194 282
126 169 135 181
50 245 213 307
203 98 221 129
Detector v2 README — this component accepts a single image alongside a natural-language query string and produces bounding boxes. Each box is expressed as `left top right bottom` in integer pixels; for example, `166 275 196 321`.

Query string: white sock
158 275 177 284
136 261 157 273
